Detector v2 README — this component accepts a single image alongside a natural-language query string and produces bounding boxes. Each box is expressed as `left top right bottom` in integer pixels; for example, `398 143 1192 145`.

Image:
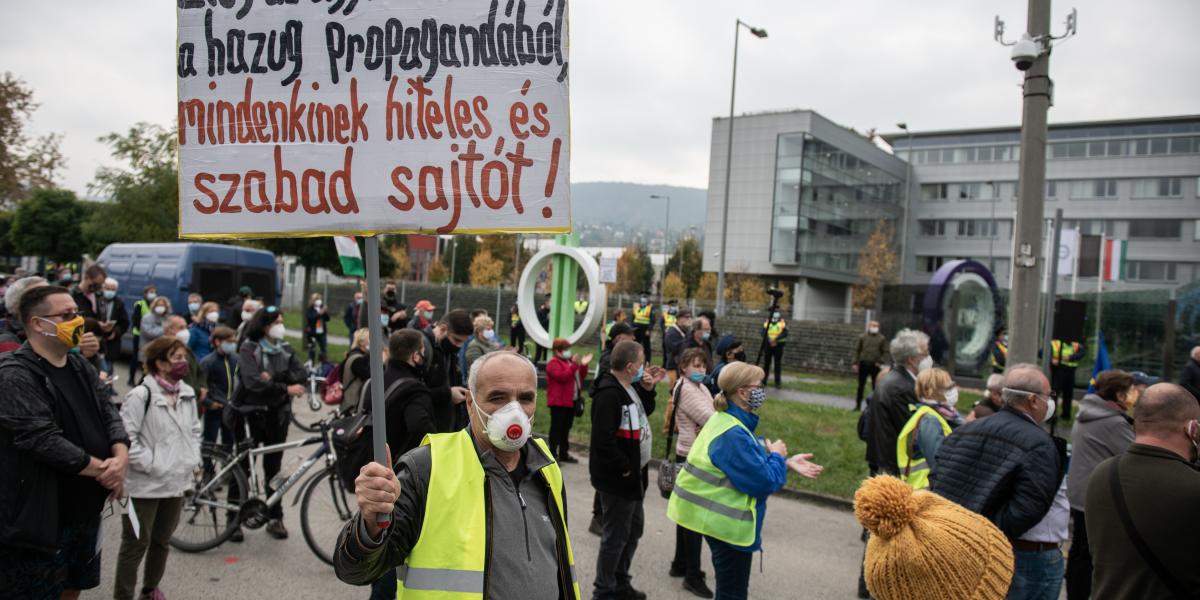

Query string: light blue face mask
561 349 572 359
103 290 116 300
633 364 645 382
701 331 711 341
220 341 238 355
687 371 706 383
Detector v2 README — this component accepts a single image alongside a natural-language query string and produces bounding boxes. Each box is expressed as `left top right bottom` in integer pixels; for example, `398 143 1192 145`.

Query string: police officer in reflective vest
1050 338 1084 422
334 352 580 600
660 299 678 346
760 310 788 388
129 284 157 383
631 291 655 363
990 327 1008 374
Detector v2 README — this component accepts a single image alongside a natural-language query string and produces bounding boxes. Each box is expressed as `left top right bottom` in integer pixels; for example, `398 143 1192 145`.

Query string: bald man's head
1134 383 1200 437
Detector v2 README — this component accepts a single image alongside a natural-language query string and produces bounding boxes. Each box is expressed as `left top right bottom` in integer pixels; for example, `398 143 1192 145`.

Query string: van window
153 264 176 279
239 269 275 304
132 263 151 277
107 261 130 275
194 265 237 305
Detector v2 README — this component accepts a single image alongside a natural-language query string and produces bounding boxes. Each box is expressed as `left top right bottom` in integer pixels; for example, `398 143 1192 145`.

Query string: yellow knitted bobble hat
854 476 1014 600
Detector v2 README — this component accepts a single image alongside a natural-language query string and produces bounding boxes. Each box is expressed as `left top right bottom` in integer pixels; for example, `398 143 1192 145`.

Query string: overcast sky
3 0 1197 196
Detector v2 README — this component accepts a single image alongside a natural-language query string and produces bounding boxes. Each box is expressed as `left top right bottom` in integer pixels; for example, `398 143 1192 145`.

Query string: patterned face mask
747 387 766 411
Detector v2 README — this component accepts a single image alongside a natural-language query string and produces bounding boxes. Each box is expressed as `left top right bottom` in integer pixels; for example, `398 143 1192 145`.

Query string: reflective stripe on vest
764 320 786 342
896 405 952 490
662 308 676 328
990 341 1008 367
1051 340 1082 368
574 300 588 314
633 304 652 325
397 431 579 599
667 411 758 547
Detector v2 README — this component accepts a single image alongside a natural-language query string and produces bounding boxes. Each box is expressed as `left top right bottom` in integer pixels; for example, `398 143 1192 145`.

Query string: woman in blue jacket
188 301 221 361
668 362 824 600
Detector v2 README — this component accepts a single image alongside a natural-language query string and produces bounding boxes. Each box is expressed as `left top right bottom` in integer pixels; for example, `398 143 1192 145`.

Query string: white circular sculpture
518 245 605 348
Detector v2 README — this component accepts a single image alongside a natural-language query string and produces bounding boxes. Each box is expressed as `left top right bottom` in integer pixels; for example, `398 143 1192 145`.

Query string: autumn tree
615 245 653 295
478 234 530 284
852 220 899 311
733 275 768 307
427 260 449 283
661 272 686 301
469 249 505 286
0 73 64 208
387 242 412 280
82 122 178 254
664 236 703 297
441 236 478 284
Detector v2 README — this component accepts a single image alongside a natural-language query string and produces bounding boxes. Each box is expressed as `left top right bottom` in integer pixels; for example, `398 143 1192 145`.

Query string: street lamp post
650 194 672 261
987 180 998 272
896 123 913 286
715 19 767 317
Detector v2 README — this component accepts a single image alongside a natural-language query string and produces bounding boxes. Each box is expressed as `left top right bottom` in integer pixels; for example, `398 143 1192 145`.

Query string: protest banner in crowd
177 0 570 239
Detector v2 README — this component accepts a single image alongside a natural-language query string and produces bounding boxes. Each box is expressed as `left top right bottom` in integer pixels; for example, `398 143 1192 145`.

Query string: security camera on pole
993 4 1077 366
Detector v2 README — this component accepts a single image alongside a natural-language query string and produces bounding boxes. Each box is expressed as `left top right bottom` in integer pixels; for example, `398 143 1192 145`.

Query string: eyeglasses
37 310 81 322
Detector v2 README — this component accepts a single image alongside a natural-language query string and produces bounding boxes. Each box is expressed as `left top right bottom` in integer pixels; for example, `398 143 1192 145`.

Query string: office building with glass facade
883 114 1200 292
703 111 1200 321
701 110 908 321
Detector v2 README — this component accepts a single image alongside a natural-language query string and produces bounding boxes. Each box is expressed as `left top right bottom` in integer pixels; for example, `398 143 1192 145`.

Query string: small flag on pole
334 236 365 278
1101 239 1127 282
1087 331 1111 393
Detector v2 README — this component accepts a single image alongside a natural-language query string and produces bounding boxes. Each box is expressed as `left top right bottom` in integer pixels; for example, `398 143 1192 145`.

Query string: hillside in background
570 182 706 232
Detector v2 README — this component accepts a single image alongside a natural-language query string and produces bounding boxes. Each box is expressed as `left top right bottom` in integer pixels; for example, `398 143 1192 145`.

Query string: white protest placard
599 256 617 283
177 0 570 239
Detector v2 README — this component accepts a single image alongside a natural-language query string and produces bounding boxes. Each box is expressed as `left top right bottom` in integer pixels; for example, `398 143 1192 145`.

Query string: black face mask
385 290 396 298
733 351 747 362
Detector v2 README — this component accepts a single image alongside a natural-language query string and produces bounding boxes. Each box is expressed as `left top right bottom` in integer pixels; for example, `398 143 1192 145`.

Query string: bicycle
170 405 356 566
291 363 335 432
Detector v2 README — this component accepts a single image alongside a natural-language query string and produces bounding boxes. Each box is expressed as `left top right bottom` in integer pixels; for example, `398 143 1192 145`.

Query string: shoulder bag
1108 456 1195 599
657 381 684 499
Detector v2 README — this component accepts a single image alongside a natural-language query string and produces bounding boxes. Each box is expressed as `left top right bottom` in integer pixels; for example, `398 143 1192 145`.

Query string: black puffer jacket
930 406 1066 540
865 368 917 474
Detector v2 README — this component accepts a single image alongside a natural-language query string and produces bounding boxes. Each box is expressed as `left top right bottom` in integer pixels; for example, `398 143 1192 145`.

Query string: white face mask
472 398 533 452
943 387 959 407
268 323 286 340
917 355 934 373
205 311 219 324
242 310 255 322
868 327 879 334
483 328 496 341
175 329 191 345
1042 398 1056 422
153 305 167 315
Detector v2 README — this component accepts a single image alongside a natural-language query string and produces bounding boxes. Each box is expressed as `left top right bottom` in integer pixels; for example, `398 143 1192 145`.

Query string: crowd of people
2 265 1199 600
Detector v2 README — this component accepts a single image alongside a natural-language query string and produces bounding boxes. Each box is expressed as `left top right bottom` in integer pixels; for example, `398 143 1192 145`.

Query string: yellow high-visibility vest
764 320 786 343
574 300 589 314
896 405 952 490
633 303 653 325
662 307 677 328
1051 339 1082 368
667 411 758 547
395 431 580 599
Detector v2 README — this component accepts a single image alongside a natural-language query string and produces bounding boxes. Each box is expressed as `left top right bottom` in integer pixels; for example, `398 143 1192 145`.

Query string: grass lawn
284 335 349 365
534 388 870 500
283 311 351 340
777 369 985 414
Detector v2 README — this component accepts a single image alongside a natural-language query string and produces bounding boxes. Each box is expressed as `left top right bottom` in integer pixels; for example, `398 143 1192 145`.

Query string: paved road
85 370 866 599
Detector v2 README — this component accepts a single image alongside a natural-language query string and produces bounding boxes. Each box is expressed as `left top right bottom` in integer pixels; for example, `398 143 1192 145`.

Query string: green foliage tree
442 236 478 285
11 188 87 263
664 236 702 297
0 73 64 208
82 123 178 254
616 244 653 295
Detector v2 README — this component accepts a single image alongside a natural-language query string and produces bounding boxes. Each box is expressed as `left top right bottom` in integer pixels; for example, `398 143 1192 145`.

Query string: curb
562 440 856 512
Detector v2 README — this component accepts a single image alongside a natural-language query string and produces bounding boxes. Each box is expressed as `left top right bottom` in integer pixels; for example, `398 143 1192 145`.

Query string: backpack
857 390 874 442
331 376 422 493
322 362 343 405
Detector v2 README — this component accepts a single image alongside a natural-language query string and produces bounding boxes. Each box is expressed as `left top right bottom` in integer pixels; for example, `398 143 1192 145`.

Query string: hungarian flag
334 236 365 278
1101 239 1127 282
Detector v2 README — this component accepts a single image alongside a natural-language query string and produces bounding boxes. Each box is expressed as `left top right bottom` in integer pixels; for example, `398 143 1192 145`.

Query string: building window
1128 219 1182 239
919 220 946 237
1131 177 1182 198
921 183 948 201
923 256 947 273
1067 179 1117 199
1065 219 1114 236
1127 261 1177 282
957 219 998 238
1171 137 1196 154
1046 180 1057 199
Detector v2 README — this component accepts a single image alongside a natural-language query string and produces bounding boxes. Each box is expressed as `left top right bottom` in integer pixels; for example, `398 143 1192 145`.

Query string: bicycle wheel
170 444 248 552
300 466 357 566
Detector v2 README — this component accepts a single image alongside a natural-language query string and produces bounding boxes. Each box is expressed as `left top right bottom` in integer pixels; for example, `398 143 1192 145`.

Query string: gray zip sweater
334 431 574 599
1066 393 1134 511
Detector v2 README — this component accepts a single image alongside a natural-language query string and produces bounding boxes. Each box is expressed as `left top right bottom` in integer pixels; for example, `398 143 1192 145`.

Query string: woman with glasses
115 336 202 600
667 362 824 600
236 306 307 540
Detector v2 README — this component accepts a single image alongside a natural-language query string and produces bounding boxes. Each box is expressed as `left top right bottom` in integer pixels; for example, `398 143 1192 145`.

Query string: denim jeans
593 491 644 599
1008 548 1064 600
706 536 754 600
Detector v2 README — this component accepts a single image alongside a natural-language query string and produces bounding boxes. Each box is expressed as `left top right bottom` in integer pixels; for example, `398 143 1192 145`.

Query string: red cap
415 300 436 311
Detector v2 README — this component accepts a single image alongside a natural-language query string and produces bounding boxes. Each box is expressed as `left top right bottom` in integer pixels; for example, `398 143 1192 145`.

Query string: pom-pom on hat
854 476 1014 600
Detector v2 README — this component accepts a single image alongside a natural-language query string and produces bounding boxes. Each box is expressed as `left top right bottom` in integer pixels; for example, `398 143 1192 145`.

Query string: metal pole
496 284 502 323
1006 0 1053 366
1070 231 1079 296
1041 209 1063 375
665 196 672 264
988 181 998 273
898 128 913 284
1095 232 1106 344
446 237 457 311
716 21 742 317
363 236 390 528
